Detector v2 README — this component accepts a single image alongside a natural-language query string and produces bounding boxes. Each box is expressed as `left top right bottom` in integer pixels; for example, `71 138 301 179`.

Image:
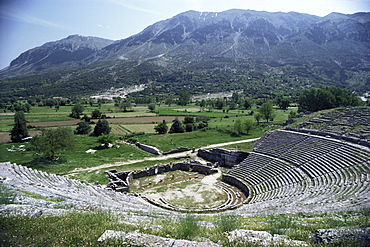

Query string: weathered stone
163 147 190 155
198 148 249 168
312 228 370 245
97 230 221 247
105 161 219 193
136 142 162 155
228 229 308 246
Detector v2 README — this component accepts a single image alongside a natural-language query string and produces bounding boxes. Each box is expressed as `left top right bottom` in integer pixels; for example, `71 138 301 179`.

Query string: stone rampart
198 148 249 168
106 161 218 192
221 174 250 198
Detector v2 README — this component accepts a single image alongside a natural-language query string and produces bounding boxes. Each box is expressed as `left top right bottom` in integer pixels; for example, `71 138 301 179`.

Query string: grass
0 211 129 247
0 135 154 177
129 128 264 152
0 183 16 204
1 208 369 246
19 190 66 203
69 158 189 184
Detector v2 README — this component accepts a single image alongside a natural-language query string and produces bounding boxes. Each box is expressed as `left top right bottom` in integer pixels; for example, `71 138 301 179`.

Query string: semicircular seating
0 162 169 215
225 129 370 215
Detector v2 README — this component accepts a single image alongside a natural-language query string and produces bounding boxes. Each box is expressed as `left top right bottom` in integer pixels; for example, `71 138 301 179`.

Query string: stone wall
163 147 190 155
106 161 218 192
221 174 250 198
135 142 162 155
198 148 249 168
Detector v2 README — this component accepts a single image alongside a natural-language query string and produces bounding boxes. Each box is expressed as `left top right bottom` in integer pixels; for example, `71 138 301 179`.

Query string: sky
0 0 369 70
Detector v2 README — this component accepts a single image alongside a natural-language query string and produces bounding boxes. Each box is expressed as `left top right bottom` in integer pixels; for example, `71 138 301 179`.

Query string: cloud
106 0 159 14
0 8 72 30
97 24 110 29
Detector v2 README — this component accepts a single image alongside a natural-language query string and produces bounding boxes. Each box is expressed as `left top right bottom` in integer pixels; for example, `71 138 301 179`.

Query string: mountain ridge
0 9 369 97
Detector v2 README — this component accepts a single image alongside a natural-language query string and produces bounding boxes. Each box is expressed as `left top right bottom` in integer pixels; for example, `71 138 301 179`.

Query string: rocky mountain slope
1 35 114 78
0 9 369 97
89 9 369 66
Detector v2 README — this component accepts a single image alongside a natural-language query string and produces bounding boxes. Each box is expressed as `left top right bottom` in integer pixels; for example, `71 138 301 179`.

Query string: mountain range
1 9 369 97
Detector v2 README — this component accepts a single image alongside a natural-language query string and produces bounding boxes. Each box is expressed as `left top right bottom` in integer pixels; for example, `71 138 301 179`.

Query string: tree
70 104 84 118
98 134 116 148
183 116 195 132
75 122 92 135
91 109 102 119
233 119 243 136
93 119 111 136
231 92 239 103
254 112 262 125
165 96 174 106
199 99 206 112
244 119 255 134
154 120 168 134
275 95 290 110
243 98 252 110
10 111 28 142
32 127 74 159
148 103 156 112
178 91 190 106
119 99 132 112
288 110 297 119
298 87 364 112
259 101 275 123
169 118 185 133
215 98 225 109
183 116 195 124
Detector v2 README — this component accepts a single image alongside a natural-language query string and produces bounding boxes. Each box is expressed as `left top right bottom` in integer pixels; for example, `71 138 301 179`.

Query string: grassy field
0 102 293 182
1 206 368 246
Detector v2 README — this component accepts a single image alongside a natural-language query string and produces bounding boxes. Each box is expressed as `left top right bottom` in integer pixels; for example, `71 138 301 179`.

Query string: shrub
93 119 111 136
75 122 91 135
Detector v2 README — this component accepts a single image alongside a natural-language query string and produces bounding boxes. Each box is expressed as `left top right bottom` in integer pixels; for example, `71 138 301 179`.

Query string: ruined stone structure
197 148 249 168
105 160 218 193
224 128 370 215
1 108 369 218
135 142 162 155
163 147 190 155
0 162 163 216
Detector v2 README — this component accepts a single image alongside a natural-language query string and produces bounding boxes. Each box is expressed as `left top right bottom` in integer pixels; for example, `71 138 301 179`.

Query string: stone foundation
105 160 218 192
221 174 250 199
197 148 249 168
135 142 162 155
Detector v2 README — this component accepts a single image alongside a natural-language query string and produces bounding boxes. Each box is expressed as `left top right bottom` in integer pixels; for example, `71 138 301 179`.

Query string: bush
93 119 111 136
75 122 91 135
154 120 168 134
32 127 74 160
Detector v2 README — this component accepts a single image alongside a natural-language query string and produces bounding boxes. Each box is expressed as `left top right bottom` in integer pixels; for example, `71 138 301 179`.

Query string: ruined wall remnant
135 142 162 155
221 174 250 198
163 147 190 155
198 148 249 168
106 160 218 192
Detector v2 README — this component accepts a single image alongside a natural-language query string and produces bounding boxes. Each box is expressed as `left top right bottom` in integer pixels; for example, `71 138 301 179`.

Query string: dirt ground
141 169 227 209
0 130 41 143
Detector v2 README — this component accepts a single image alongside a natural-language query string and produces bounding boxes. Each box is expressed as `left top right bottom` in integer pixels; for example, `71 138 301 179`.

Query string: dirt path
68 138 259 174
